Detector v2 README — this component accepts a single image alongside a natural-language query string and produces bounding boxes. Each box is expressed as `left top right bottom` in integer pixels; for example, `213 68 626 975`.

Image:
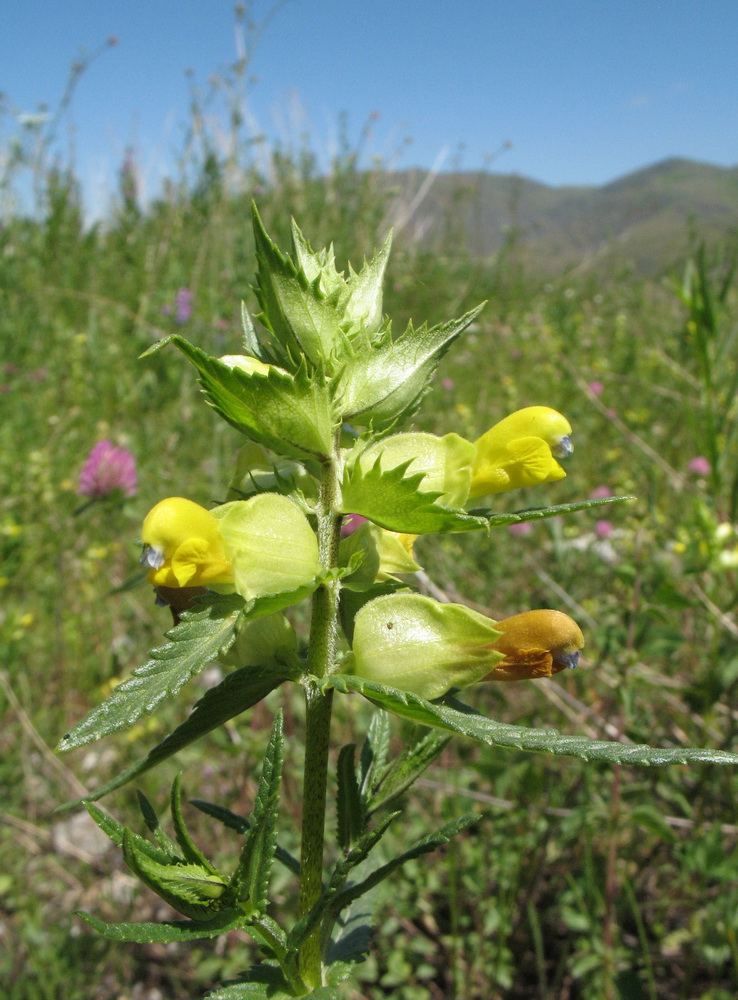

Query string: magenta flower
588 380 604 397
78 441 138 500
341 514 368 537
687 456 711 476
594 519 613 539
507 521 533 537
590 485 612 500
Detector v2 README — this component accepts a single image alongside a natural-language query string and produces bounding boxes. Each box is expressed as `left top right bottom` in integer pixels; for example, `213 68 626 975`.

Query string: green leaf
122 829 232 920
170 336 334 460
340 458 488 534
368 728 453 817
57 593 245 752
60 662 291 808
170 774 221 873
337 303 485 427
477 495 636 527
358 710 391 800
76 909 246 943
253 208 347 369
336 744 364 850
85 802 174 865
326 813 479 918
203 963 338 999
189 800 301 876
324 674 738 766
231 712 284 912
136 791 181 857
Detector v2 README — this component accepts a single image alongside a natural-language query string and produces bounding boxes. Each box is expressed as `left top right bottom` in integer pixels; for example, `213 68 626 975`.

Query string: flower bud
469 406 572 498
483 609 584 681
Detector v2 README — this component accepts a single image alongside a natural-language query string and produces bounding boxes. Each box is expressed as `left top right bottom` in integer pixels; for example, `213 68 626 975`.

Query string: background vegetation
2 53 738 1000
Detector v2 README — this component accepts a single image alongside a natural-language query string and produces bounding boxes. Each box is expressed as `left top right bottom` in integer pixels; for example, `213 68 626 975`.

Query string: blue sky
3 0 737 214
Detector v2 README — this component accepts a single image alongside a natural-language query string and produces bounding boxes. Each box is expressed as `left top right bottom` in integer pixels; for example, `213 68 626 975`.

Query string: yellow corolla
140 497 234 588
483 609 584 681
469 406 573 498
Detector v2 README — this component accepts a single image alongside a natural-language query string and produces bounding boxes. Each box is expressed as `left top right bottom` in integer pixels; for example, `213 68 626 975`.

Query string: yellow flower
140 497 234 588
469 406 572 498
483 609 584 681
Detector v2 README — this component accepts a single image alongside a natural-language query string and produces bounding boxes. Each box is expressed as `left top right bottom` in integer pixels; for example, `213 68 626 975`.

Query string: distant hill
383 158 738 275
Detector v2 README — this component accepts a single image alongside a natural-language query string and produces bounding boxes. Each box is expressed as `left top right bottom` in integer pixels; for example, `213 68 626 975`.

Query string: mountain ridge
384 157 738 274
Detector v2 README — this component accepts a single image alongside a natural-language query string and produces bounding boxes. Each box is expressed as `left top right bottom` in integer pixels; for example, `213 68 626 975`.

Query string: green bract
352 431 475 508
348 593 505 700
211 494 320 601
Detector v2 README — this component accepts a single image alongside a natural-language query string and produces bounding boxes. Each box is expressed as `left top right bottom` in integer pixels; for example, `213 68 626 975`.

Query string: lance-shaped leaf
189 799 300 876
336 303 484 427
170 773 221 873
203 970 338 1000
340 458 487 534
169 336 334 460
358 710 391 801
57 593 245 752
323 674 738 766
367 728 452 817
478 495 636 527
253 208 348 369
76 909 247 944
335 744 364 850
60 661 292 808
230 712 284 913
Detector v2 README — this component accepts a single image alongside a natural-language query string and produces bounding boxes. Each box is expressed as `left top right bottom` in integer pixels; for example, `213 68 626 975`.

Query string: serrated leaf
231 712 284 911
336 744 364 850
325 901 374 974
324 674 738 766
340 458 487 534
326 813 478 919
337 303 484 426
77 909 246 943
189 800 301 876
60 662 291 809
85 802 174 865
170 774 220 873
241 301 265 359
57 594 245 752
136 791 181 857
478 495 636 527
170 336 334 460
368 728 452 817
253 208 347 369
359 710 391 799
205 974 338 1000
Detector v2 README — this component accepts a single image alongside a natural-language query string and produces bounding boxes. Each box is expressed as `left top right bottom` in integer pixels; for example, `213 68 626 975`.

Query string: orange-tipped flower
484 609 584 682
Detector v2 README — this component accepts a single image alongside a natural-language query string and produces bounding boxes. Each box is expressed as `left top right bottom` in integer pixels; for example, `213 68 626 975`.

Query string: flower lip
556 649 580 670
552 434 573 459
140 544 165 570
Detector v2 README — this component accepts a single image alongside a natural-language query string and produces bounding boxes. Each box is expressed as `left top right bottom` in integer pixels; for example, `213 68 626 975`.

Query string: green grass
3 70 738 1000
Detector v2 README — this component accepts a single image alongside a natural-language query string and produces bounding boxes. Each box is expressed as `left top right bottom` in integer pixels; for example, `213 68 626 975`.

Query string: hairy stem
297 449 342 988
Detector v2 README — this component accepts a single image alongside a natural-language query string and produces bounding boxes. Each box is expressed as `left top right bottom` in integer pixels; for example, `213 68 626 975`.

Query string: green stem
297 451 342 988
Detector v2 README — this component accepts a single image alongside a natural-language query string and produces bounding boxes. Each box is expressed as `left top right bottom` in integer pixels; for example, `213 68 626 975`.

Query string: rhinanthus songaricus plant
57 207 738 999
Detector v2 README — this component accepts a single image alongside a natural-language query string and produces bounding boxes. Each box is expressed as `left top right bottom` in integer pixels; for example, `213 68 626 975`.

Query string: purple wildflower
687 456 711 476
590 485 611 499
174 287 193 324
78 441 138 500
588 380 604 397
507 521 533 537
594 519 613 539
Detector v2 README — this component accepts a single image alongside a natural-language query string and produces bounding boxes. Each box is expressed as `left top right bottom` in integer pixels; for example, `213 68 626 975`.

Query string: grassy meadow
3 78 738 1000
